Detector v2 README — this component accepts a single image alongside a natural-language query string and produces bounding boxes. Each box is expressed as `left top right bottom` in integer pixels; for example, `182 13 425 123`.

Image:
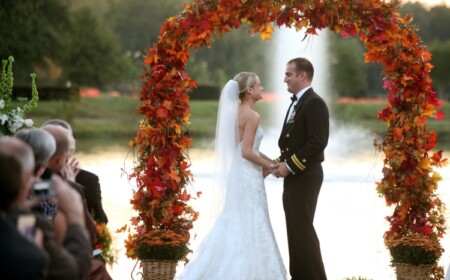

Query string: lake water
75 133 450 280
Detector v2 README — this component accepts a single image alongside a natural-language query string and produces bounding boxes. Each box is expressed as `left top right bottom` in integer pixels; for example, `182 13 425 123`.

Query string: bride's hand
263 168 271 178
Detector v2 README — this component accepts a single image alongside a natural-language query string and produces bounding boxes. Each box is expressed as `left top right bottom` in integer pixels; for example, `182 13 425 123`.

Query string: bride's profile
177 72 287 280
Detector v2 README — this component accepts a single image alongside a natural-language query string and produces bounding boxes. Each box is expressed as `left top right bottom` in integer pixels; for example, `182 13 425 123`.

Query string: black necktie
290 95 297 102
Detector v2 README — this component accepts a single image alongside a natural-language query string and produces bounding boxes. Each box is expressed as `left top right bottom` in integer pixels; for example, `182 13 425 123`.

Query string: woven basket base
394 263 432 280
142 260 177 280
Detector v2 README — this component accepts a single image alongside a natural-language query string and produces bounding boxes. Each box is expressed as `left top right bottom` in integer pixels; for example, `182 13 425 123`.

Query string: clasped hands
264 162 290 178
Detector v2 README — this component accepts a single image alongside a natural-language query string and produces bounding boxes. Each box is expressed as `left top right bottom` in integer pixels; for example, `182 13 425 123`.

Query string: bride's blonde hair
233 72 259 100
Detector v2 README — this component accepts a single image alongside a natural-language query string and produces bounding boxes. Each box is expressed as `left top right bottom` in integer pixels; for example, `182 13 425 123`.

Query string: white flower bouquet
0 56 39 136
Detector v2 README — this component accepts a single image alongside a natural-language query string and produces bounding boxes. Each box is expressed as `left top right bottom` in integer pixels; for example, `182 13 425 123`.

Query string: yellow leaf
126 249 135 257
423 104 436 117
260 24 273 40
419 158 430 170
432 172 442 182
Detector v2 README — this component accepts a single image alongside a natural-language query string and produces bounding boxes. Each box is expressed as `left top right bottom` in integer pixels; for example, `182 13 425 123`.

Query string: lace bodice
238 126 264 152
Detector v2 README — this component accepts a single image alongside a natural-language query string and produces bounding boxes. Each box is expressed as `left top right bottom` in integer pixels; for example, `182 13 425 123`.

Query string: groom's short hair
288 57 314 81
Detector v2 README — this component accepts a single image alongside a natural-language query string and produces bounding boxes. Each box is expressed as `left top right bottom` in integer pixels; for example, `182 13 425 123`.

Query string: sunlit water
75 138 450 280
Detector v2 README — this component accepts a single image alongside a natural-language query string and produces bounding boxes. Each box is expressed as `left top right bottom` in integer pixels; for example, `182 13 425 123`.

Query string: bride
177 72 287 280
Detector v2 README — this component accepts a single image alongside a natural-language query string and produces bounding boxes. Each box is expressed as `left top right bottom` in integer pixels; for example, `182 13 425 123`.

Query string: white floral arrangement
0 56 39 136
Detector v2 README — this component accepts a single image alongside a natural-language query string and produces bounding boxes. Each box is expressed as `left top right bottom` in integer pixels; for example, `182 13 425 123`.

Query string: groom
273 57 329 280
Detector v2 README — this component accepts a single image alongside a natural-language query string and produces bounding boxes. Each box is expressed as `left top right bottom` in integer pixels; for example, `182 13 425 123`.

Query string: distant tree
0 0 70 85
109 0 272 89
428 5 450 42
107 0 186 90
400 3 450 44
187 26 273 88
329 35 368 98
429 40 450 99
110 0 182 55
400 2 431 42
63 7 129 88
330 3 450 99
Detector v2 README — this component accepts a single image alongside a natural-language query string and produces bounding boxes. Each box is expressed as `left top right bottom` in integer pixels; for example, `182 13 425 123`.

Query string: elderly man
42 119 109 224
41 125 112 279
0 137 91 280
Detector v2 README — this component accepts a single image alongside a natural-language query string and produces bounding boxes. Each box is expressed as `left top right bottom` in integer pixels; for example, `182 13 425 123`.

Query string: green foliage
0 56 39 135
63 7 130 88
329 3 450 98
429 40 450 98
400 3 431 42
109 0 273 89
0 1 134 89
109 0 183 53
3 0 450 94
0 0 70 85
135 243 190 261
329 36 368 97
108 0 184 90
390 245 437 265
187 25 274 88
400 3 450 44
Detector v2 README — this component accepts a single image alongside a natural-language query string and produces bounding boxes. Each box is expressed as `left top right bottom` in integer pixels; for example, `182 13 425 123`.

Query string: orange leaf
156 107 169 119
393 127 402 140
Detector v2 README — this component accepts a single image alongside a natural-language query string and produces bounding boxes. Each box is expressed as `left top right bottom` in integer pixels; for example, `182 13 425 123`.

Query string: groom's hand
274 162 290 178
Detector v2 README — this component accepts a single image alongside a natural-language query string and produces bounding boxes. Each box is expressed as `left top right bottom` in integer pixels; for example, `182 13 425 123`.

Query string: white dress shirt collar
295 86 312 102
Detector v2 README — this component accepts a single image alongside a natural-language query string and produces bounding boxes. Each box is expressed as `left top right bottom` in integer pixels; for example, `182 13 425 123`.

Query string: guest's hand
67 157 81 177
60 163 75 182
61 156 80 182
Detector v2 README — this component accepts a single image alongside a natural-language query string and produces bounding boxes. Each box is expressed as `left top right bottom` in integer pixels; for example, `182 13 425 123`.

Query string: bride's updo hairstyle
233 72 259 101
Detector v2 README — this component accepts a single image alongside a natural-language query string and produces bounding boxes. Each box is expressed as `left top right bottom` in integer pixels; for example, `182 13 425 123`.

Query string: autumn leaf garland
123 0 446 274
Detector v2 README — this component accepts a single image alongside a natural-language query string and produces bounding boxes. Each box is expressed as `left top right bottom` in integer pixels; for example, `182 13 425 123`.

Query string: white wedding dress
177 127 287 280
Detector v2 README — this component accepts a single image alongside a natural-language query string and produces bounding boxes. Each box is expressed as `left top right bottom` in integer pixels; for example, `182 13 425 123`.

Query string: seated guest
15 128 58 221
42 119 109 224
41 125 112 280
0 147 49 280
41 125 98 243
1 137 92 280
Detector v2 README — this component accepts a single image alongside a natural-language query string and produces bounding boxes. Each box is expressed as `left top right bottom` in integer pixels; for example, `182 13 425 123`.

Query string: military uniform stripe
292 155 306 170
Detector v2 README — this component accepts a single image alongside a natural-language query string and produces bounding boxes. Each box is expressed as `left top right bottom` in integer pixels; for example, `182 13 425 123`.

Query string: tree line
330 2 450 99
0 0 272 92
1 0 448 98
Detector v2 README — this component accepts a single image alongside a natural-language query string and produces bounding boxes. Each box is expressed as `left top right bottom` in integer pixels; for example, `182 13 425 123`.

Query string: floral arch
124 0 447 276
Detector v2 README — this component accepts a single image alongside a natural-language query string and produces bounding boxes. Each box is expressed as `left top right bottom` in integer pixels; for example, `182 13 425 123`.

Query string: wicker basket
394 263 433 280
142 260 177 280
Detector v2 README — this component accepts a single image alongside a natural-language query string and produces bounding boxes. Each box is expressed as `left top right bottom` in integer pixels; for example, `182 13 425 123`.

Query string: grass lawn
23 95 450 150
332 102 450 150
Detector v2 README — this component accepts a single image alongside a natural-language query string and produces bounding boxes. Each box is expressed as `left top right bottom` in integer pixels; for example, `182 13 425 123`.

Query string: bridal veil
212 79 240 215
